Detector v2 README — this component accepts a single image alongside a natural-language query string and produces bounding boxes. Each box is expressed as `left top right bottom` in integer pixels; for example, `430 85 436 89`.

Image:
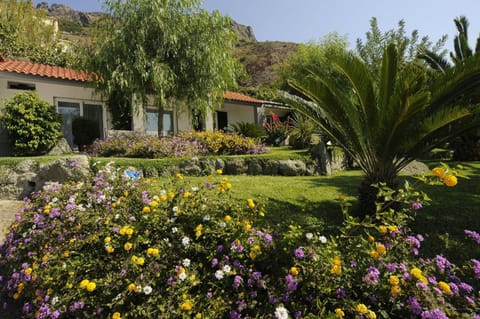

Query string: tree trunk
357 177 399 219
157 93 164 137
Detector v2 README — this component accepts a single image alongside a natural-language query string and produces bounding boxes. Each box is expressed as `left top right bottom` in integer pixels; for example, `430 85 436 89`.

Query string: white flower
222 265 232 273
203 214 211 221
163 238 170 243
201 204 207 210
51 296 59 305
274 305 289 319
318 235 327 244
214 270 224 280
179 272 187 281
172 206 179 212
219 222 226 228
191 186 199 192
159 189 167 196
182 236 190 247
143 285 153 295
305 233 313 240
182 258 191 267
114 214 120 220
172 227 178 233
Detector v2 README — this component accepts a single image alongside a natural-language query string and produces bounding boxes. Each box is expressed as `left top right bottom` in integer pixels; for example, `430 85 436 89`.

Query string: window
146 110 173 135
216 111 228 130
8 81 35 91
56 99 104 148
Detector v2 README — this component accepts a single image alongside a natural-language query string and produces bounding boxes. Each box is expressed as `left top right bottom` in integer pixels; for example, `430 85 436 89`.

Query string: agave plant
227 121 266 139
287 43 480 215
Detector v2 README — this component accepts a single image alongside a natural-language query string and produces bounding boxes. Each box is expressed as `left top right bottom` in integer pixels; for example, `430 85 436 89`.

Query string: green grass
151 162 480 263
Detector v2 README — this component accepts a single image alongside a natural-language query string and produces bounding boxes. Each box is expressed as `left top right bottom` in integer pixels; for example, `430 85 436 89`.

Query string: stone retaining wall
0 150 349 200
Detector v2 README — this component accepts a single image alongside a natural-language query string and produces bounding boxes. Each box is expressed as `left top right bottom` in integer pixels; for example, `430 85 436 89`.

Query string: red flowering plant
263 112 291 146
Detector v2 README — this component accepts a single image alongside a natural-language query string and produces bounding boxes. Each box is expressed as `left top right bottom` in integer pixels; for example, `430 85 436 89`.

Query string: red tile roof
0 55 88 82
224 91 263 105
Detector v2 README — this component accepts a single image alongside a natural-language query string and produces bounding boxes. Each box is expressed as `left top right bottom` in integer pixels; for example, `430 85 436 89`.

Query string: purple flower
408 296 423 315
364 266 380 285
465 230 480 244
434 255 451 272
264 234 273 243
69 161 80 168
421 308 448 319
335 288 346 300
472 259 480 279
285 274 299 291
211 258 219 267
411 201 423 210
229 310 241 319
233 275 243 289
294 247 305 259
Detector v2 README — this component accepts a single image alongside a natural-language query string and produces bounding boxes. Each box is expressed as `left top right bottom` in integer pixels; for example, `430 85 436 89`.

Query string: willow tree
82 0 240 134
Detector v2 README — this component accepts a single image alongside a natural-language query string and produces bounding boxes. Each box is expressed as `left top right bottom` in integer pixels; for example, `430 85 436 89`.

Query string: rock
400 160 429 175
225 158 248 175
47 137 72 155
180 157 202 176
263 160 279 175
247 158 264 175
36 155 90 189
278 160 307 176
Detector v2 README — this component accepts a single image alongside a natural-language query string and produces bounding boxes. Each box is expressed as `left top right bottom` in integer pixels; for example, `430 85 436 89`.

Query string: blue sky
34 0 480 50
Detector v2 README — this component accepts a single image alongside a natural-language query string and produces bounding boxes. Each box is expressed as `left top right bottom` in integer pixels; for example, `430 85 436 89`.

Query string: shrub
288 112 320 149
0 92 63 156
0 165 479 318
263 112 290 146
90 131 268 158
72 117 100 151
227 121 266 139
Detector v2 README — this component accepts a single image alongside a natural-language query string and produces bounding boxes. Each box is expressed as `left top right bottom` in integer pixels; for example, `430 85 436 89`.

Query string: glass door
58 101 80 148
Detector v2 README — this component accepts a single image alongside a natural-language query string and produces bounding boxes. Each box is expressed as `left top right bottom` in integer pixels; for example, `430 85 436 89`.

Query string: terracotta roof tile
0 58 88 82
224 91 263 105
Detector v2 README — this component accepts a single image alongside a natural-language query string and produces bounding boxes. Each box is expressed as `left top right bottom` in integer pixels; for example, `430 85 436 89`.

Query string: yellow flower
180 300 193 311
183 192 192 198
17 282 24 293
111 202 117 208
253 245 261 252
105 245 114 254
126 227 134 236
387 225 398 232
438 281 451 294
355 303 368 315
124 242 133 251
389 275 400 286
432 167 446 178
225 183 232 189
112 312 122 319
224 215 232 222
378 225 388 234
375 243 386 256
419 275 428 284
147 247 159 257
24 267 33 275
290 266 300 275
142 206 151 213
124 191 129 197
247 199 255 209
150 200 158 207
127 283 138 292
333 256 342 265
80 279 90 289
366 310 377 319
334 308 345 318
13 292 20 300
356 303 368 314
160 194 168 201
367 235 374 242
176 173 184 180
443 174 457 187
134 257 145 266
410 267 423 279
63 250 70 257
330 264 342 275
249 251 257 260
216 169 223 175
391 284 402 296
86 282 96 292
104 236 111 244
195 224 203 237
195 313 202 319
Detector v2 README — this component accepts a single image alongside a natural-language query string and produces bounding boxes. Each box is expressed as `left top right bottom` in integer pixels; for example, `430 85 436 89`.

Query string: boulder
47 137 72 155
225 158 248 175
278 160 307 176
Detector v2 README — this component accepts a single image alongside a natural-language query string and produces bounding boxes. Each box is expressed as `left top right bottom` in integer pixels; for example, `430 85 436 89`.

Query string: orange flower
443 175 457 187
432 167 446 178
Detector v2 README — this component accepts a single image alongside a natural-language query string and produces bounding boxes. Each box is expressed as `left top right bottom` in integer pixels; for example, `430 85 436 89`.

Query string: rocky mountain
38 3 298 91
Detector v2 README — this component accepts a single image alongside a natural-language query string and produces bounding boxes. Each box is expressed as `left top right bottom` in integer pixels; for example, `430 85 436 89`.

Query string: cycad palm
287 43 480 215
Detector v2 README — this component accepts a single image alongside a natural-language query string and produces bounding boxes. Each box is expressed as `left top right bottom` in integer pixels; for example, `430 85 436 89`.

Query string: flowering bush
0 165 479 318
89 131 267 158
263 112 290 146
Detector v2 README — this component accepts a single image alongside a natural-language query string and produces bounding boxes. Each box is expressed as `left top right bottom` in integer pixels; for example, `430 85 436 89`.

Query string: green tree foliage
0 92 63 156
356 17 447 72
286 44 480 215
0 0 74 66
420 16 480 160
82 0 240 135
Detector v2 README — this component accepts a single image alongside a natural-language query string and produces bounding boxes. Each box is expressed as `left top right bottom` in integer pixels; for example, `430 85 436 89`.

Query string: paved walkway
0 200 23 244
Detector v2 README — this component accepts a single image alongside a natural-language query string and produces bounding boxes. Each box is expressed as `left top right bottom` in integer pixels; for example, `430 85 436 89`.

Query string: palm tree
420 16 480 160
287 43 480 216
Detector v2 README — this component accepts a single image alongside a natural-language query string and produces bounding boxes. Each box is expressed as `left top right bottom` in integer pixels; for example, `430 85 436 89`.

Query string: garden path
0 200 22 244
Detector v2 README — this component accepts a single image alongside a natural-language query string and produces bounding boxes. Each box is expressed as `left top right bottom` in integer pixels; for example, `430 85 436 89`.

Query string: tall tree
82 0 240 134
420 16 480 160
0 0 73 66
286 44 480 216
356 17 447 72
